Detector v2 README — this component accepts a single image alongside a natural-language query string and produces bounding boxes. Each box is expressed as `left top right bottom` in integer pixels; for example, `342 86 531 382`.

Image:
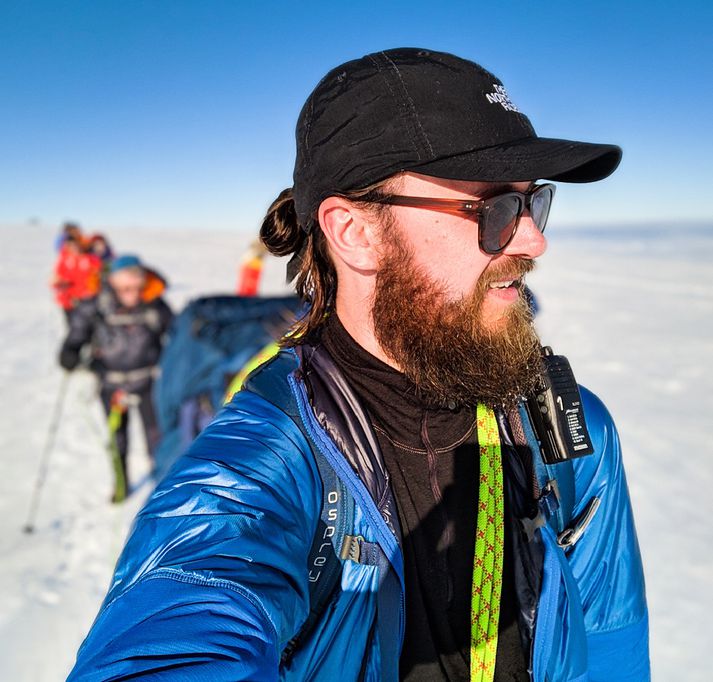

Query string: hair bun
260 188 305 257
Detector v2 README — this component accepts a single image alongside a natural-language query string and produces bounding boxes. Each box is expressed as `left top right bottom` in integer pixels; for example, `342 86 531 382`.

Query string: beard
371 231 544 410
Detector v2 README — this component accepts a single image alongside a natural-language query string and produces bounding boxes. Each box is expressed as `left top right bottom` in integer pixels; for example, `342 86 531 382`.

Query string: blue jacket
68 346 649 681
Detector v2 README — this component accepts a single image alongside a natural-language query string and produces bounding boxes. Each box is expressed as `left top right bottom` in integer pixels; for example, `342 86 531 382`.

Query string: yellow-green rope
470 404 505 682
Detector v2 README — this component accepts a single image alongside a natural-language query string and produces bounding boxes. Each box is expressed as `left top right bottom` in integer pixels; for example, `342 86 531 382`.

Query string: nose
501 214 547 259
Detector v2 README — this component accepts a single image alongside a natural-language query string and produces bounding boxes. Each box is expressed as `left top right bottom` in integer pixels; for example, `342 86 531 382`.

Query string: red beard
371 230 543 409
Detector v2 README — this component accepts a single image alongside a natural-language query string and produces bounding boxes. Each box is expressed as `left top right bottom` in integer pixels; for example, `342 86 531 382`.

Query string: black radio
525 347 594 464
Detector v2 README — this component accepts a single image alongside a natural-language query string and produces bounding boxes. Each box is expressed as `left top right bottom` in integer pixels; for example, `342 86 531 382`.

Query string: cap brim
409 137 622 184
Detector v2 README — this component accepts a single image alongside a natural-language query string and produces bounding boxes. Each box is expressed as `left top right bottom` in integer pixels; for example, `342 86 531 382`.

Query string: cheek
417 226 490 296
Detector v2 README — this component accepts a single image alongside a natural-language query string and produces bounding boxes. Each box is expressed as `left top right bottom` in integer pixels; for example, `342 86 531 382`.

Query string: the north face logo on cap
485 84 519 112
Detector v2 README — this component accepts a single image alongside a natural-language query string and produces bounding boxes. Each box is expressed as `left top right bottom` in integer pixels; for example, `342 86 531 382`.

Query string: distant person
58 255 173 500
236 238 268 296
51 234 102 320
54 221 86 251
87 233 114 265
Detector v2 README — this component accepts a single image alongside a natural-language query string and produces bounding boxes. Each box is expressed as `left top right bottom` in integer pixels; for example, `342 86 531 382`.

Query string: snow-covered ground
0 222 711 680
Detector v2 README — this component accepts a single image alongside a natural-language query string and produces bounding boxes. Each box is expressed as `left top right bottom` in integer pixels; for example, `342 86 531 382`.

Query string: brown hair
260 178 397 344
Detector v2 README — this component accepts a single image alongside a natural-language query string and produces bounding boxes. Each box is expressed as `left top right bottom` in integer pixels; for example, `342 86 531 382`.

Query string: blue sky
1 0 711 232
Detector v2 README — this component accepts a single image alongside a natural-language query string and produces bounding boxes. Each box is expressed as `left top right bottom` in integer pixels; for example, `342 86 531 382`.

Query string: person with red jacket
51 235 102 319
236 238 268 296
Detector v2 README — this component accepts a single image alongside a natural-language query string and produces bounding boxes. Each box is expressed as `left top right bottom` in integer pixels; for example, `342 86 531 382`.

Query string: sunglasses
374 183 556 255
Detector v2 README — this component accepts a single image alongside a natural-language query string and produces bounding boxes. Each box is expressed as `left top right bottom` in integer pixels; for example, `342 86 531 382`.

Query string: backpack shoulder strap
516 403 575 534
280 443 355 665
96 290 114 318
242 353 355 664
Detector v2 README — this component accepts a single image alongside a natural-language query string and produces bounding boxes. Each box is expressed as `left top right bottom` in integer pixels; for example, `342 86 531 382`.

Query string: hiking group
66 48 649 681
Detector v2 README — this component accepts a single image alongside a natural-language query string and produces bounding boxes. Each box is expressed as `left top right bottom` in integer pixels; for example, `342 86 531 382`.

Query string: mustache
479 257 536 288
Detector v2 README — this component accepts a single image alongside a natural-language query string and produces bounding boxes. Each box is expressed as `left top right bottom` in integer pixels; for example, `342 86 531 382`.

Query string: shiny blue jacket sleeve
68 391 322 681
570 388 650 681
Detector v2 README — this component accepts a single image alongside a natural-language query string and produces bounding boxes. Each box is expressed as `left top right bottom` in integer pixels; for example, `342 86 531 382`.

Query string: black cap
293 48 622 226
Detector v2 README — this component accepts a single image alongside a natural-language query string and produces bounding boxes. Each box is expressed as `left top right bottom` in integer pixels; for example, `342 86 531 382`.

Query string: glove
59 346 80 371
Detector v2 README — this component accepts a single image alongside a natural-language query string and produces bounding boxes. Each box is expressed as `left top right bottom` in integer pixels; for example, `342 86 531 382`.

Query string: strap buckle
539 480 561 518
518 479 561 543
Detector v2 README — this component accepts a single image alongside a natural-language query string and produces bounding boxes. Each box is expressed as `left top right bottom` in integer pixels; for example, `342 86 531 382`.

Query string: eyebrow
473 182 536 200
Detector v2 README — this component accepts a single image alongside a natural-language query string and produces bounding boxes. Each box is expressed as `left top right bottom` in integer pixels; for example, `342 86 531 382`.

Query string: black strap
280 443 354 665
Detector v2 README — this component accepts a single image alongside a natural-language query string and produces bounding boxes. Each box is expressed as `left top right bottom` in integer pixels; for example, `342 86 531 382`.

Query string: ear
317 197 380 273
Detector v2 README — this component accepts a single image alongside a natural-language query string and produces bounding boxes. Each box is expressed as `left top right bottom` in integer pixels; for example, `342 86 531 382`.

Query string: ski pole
23 371 71 533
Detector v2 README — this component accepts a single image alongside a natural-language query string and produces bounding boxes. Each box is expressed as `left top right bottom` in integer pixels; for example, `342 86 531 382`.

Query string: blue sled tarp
153 294 300 480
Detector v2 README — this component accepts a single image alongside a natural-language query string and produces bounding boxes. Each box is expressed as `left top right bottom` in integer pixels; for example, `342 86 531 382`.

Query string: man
59 254 172 500
69 49 649 680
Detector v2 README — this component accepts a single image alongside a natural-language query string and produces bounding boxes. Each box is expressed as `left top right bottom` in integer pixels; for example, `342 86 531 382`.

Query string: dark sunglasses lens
481 195 522 253
530 186 554 232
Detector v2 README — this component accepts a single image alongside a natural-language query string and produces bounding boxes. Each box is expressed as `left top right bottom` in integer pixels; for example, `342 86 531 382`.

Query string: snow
1 222 711 680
